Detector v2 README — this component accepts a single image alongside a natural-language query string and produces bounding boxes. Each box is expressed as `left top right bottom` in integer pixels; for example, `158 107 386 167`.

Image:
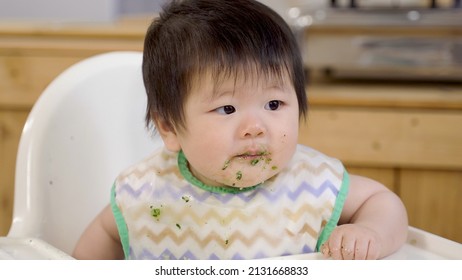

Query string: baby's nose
239 116 266 138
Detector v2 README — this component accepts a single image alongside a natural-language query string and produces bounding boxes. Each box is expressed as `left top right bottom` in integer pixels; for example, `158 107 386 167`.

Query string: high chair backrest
7 51 162 255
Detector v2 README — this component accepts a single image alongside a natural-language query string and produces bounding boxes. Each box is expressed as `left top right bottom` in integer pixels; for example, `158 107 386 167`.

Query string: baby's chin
225 181 261 190
219 170 277 189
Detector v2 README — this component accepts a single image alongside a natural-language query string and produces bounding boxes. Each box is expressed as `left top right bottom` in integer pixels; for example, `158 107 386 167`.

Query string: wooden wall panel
400 169 462 243
0 56 103 108
0 111 28 236
299 108 462 169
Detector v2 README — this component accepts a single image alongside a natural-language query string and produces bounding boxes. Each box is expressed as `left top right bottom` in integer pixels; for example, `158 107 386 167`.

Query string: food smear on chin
236 171 242 181
250 159 259 166
222 160 230 170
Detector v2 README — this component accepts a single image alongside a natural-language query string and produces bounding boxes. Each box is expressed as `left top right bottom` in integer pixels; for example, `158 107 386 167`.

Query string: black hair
142 0 307 131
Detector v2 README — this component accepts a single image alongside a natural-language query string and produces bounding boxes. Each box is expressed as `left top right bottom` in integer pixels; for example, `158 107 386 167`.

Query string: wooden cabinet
400 170 462 241
0 111 28 234
1 20 461 244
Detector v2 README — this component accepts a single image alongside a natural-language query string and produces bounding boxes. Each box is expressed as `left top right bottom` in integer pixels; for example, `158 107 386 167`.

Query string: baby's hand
320 224 382 260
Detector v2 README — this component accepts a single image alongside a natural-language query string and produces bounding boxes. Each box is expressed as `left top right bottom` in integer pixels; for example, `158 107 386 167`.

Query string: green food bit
176 223 181 230
150 207 161 218
236 171 242 180
182 195 190 202
225 239 229 245
250 159 259 166
222 160 230 170
271 166 278 170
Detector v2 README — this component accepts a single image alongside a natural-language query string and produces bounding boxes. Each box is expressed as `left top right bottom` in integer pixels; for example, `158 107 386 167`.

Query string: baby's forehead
190 67 292 94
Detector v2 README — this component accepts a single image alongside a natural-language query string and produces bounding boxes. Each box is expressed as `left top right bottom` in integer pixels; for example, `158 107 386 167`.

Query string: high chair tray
0 227 460 260
0 237 73 260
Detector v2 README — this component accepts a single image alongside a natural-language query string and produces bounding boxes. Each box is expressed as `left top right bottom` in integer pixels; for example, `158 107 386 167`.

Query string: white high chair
0 51 162 259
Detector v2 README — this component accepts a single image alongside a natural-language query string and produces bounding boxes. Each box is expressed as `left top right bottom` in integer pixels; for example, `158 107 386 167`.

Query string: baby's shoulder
292 145 344 170
115 146 176 184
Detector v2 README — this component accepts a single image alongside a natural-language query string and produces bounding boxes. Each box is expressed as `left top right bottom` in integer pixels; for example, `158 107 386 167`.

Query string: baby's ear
152 114 181 152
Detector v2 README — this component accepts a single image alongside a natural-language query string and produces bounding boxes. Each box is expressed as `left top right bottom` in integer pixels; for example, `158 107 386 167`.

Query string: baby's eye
216 105 236 115
264 100 282 111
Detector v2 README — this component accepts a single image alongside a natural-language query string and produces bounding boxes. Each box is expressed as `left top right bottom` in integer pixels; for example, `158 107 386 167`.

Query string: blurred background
0 0 167 22
0 0 461 245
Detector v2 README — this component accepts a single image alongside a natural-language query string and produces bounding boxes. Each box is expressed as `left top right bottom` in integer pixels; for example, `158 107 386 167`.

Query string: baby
73 0 408 260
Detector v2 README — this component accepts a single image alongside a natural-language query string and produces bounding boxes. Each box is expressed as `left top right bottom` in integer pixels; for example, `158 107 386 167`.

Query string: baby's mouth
236 149 269 159
222 149 270 170
237 153 262 160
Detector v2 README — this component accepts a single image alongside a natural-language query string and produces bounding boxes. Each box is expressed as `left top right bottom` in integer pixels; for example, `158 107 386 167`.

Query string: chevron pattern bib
111 145 349 259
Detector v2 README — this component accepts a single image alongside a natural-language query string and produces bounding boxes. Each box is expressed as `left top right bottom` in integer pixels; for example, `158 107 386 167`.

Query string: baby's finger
352 239 369 260
365 240 381 260
340 237 356 260
324 236 343 260
321 243 331 258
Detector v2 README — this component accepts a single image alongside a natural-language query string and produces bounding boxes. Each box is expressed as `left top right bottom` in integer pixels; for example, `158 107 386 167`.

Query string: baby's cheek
280 133 288 144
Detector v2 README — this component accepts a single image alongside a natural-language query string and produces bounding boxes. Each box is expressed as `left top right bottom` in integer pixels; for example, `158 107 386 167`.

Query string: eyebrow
202 68 292 102
211 84 290 103
206 89 235 104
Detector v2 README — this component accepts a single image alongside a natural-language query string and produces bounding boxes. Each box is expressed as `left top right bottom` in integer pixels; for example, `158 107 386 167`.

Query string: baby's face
176 72 299 189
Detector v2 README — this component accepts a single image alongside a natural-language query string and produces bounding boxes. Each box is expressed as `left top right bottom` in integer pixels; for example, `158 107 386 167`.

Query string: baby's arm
321 174 408 260
72 204 124 259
